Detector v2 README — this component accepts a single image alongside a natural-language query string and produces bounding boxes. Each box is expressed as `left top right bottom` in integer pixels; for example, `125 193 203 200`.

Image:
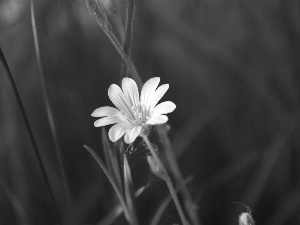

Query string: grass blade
119 0 136 81
0 47 62 224
102 128 122 188
30 2 73 223
123 155 139 225
96 185 148 225
157 124 201 225
150 177 193 225
83 145 132 223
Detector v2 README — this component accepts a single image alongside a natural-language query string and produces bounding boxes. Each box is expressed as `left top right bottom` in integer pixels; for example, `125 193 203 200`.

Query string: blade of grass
157 124 201 225
98 204 124 225
123 0 136 55
83 144 133 224
119 0 136 82
150 176 193 225
30 2 73 224
123 155 139 225
102 128 122 188
96 185 148 225
102 128 114 174
0 47 62 225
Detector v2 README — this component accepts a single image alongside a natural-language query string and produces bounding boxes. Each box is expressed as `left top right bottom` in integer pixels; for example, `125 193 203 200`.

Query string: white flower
92 77 176 144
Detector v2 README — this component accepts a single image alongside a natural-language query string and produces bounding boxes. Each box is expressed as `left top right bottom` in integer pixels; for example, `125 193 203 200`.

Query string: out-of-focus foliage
0 0 300 224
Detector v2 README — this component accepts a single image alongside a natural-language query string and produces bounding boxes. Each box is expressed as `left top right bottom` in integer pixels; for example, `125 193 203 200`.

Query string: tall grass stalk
0 47 62 225
142 134 190 225
119 0 136 81
157 125 201 225
150 176 193 225
30 2 73 224
83 145 137 225
97 185 147 225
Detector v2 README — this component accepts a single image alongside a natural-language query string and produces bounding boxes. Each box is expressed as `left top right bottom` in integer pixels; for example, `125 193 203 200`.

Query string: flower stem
141 134 190 225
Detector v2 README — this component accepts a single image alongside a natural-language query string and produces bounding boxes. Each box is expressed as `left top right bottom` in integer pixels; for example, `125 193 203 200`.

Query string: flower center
131 103 151 125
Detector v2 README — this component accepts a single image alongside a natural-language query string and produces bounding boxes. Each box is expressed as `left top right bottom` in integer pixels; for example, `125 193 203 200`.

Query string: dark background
0 0 300 224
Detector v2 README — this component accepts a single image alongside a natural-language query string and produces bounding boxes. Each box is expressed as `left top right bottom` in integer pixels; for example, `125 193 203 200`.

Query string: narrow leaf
103 128 122 188
96 184 149 225
102 128 115 177
150 176 193 225
31 2 73 223
123 155 139 225
83 145 131 222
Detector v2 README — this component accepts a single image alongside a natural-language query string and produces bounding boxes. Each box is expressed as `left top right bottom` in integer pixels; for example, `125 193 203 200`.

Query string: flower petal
150 84 169 109
122 78 139 107
124 126 142 144
152 101 176 116
108 84 135 121
140 77 160 107
146 115 168 125
91 106 119 117
94 116 123 127
108 123 129 142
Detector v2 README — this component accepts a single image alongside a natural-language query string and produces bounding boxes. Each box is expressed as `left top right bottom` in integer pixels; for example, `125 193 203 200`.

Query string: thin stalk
157 125 201 225
83 145 135 225
87 0 142 88
0 47 62 224
119 0 136 82
104 28 142 89
150 177 193 225
30 2 73 224
142 134 190 225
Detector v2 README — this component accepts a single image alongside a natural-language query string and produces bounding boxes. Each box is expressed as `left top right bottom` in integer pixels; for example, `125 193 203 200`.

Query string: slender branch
0 47 62 224
30 2 73 224
142 134 190 225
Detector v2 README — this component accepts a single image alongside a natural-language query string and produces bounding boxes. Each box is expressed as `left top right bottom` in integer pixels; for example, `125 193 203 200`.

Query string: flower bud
147 155 168 181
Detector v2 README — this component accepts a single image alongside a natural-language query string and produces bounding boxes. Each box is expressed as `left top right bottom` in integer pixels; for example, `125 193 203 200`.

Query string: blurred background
0 0 300 224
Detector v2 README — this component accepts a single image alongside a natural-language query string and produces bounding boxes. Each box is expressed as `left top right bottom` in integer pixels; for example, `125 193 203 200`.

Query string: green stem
142 135 190 225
